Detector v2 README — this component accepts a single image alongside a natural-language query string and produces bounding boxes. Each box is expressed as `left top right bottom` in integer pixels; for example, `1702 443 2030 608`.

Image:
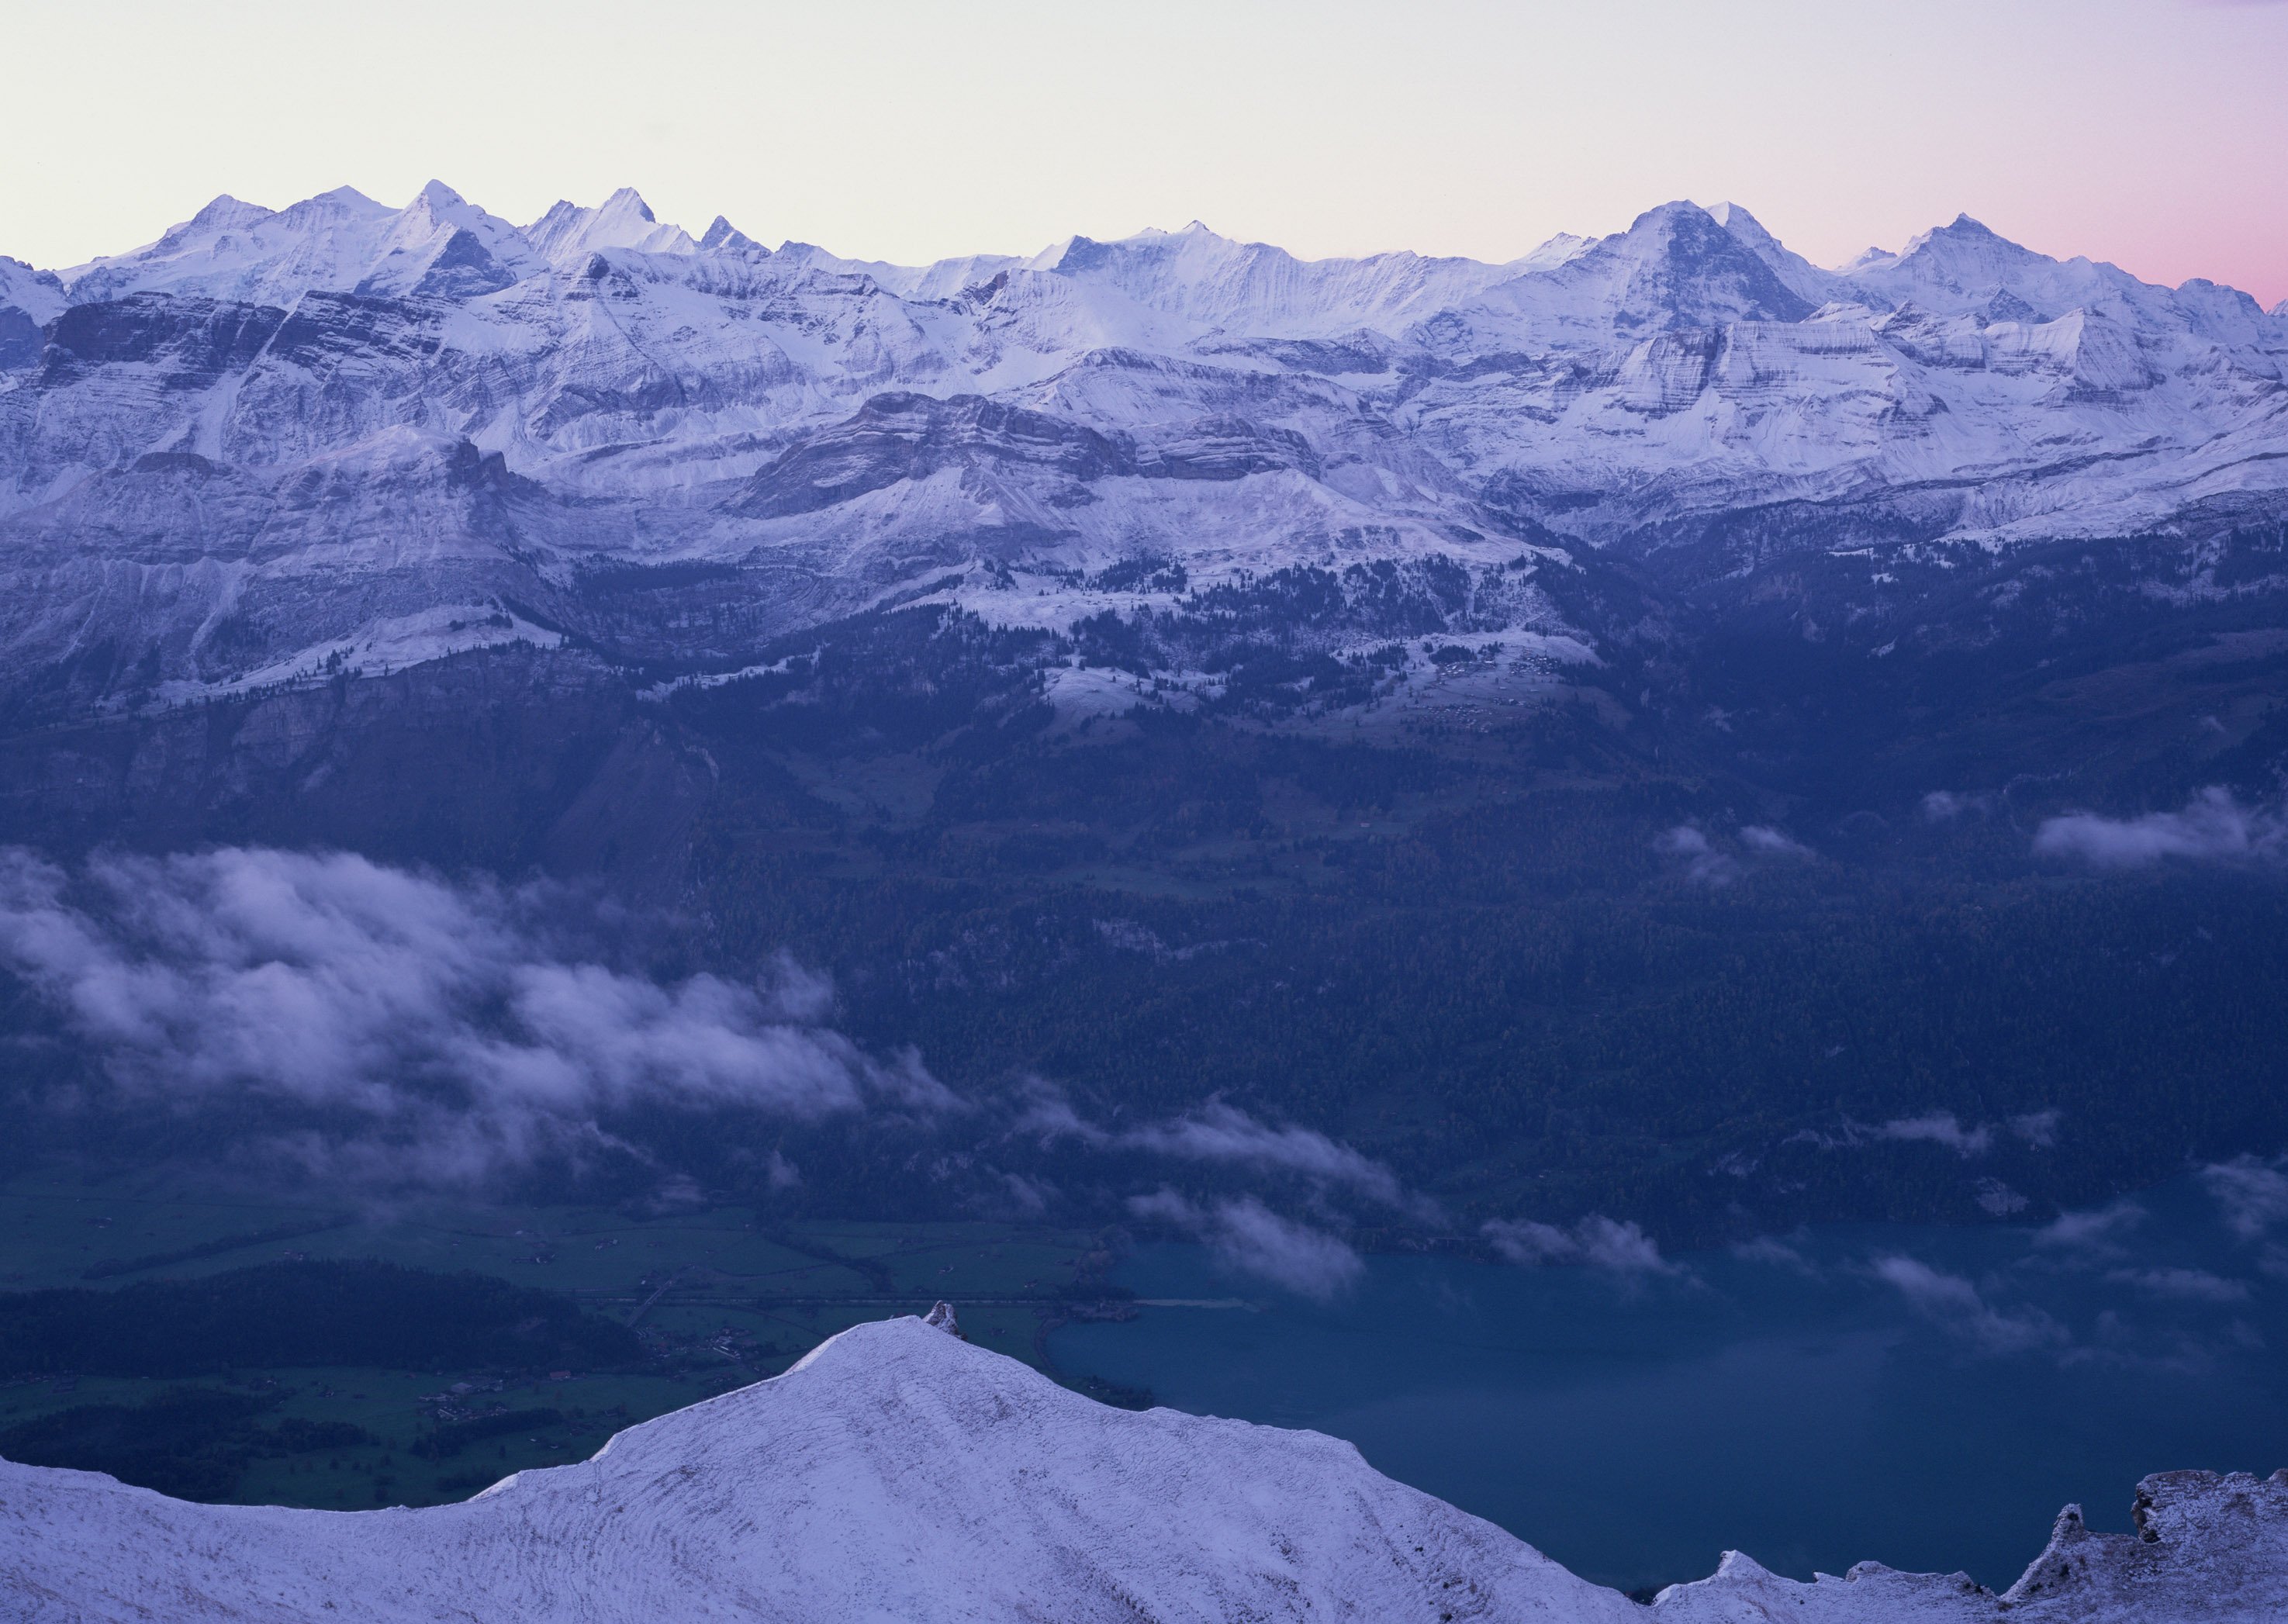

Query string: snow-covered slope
0 1311 1639 1623
1653 1474 2288 1623
3 1311 2283 1622
3 183 2286 709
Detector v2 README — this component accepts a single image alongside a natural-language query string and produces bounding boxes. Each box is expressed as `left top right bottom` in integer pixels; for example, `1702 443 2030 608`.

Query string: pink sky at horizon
6 1 2285 309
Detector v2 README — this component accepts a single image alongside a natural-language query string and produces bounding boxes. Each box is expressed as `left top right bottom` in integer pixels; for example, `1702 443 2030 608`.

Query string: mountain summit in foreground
2 1311 2282 1622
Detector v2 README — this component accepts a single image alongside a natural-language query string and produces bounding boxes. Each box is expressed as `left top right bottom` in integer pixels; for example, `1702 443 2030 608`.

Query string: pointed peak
293 185 393 223
416 180 467 209
1512 232 1591 272
1896 212 2034 264
600 187 657 223
188 194 276 230
1707 202 1789 252
699 216 762 253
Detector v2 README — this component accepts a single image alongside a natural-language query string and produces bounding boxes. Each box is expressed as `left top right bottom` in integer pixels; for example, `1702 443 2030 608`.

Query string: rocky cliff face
4 185 2286 723
2 1311 2281 1622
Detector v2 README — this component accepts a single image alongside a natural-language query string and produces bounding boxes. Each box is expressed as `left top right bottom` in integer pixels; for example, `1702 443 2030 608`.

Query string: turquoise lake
1047 1168 2288 1595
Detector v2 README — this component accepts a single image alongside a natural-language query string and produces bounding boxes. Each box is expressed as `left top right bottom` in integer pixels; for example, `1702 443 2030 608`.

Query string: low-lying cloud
1920 790 1993 822
1794 1109 2060 1159
2033 1200 2147 1256
1878 1113 1996 1157
2203 1156 2288 1241
2033 787 2286 869
1873 1256 2070 1356
2105 1267 2251 1304
1656 823 1815 885
1654 825 1739 886
1481 1215 1674 1273
1127 1188 1365 1299
1739 825 1813 858
0 845 951 1184
1016 1088 1439 1220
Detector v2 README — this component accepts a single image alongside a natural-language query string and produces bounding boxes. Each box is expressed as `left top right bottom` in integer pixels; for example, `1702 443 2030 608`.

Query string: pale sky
8 0 2286 305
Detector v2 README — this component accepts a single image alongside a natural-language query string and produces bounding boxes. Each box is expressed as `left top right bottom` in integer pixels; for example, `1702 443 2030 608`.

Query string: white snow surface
0 1314 1637 1623
6 184 2288 691
5 1314 2284 1622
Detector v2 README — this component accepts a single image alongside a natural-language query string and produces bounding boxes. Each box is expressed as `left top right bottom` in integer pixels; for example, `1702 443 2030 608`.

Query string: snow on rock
7 184 2288 703
59 187 399 309
0 1314 1641 1623
524 188 698 261
1649 1470 2288 1622
2 1314 2283 1622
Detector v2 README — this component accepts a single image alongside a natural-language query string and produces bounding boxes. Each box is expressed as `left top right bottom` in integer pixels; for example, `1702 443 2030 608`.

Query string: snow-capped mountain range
2 180 2286 712
4 1311 2283 1622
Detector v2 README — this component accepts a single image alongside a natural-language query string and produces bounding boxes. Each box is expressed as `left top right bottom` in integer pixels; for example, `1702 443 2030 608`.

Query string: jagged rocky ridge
3 183 2287 719
2 1311 2282 1622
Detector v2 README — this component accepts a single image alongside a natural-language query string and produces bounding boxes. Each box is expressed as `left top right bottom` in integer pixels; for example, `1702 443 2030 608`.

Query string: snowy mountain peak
0 257 63 368
412 178 469 215
1514 231 1593 271
355 181 540 300
0 1315 1645 1622
169 195 278 241
1709 199 1854 309
696 214 762 253
524 188 696 261
0 256 65 319
1488 197 1816 333
1706 200 1773 244
5 179 2288 709
1892 213 2030 271
5 1315 2283 1622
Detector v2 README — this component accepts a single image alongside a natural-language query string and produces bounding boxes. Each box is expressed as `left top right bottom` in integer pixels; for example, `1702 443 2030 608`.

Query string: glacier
4 182 2286 719
2 1310 2281 1622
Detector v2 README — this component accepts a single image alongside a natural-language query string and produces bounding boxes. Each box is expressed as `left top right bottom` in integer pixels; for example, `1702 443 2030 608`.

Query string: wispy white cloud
1792 1109 2061 1159
1654 824 1737 886
1014 1087 1440 1220
0 846 952 1185
2033 1200 2146 1257
2009 1110 2062 1149
1920 790 1992 822
2105 1267 2251 1304
1656 822 1813 884
1873 1256 2069 1356
2033 787 2285 869
2203 1156 2288 1240
1739 825 1813 858
1482 1214 1674 1273
1730 1235 1817 1275
1879 1113 1993 1157
1127 1188 1364 1299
